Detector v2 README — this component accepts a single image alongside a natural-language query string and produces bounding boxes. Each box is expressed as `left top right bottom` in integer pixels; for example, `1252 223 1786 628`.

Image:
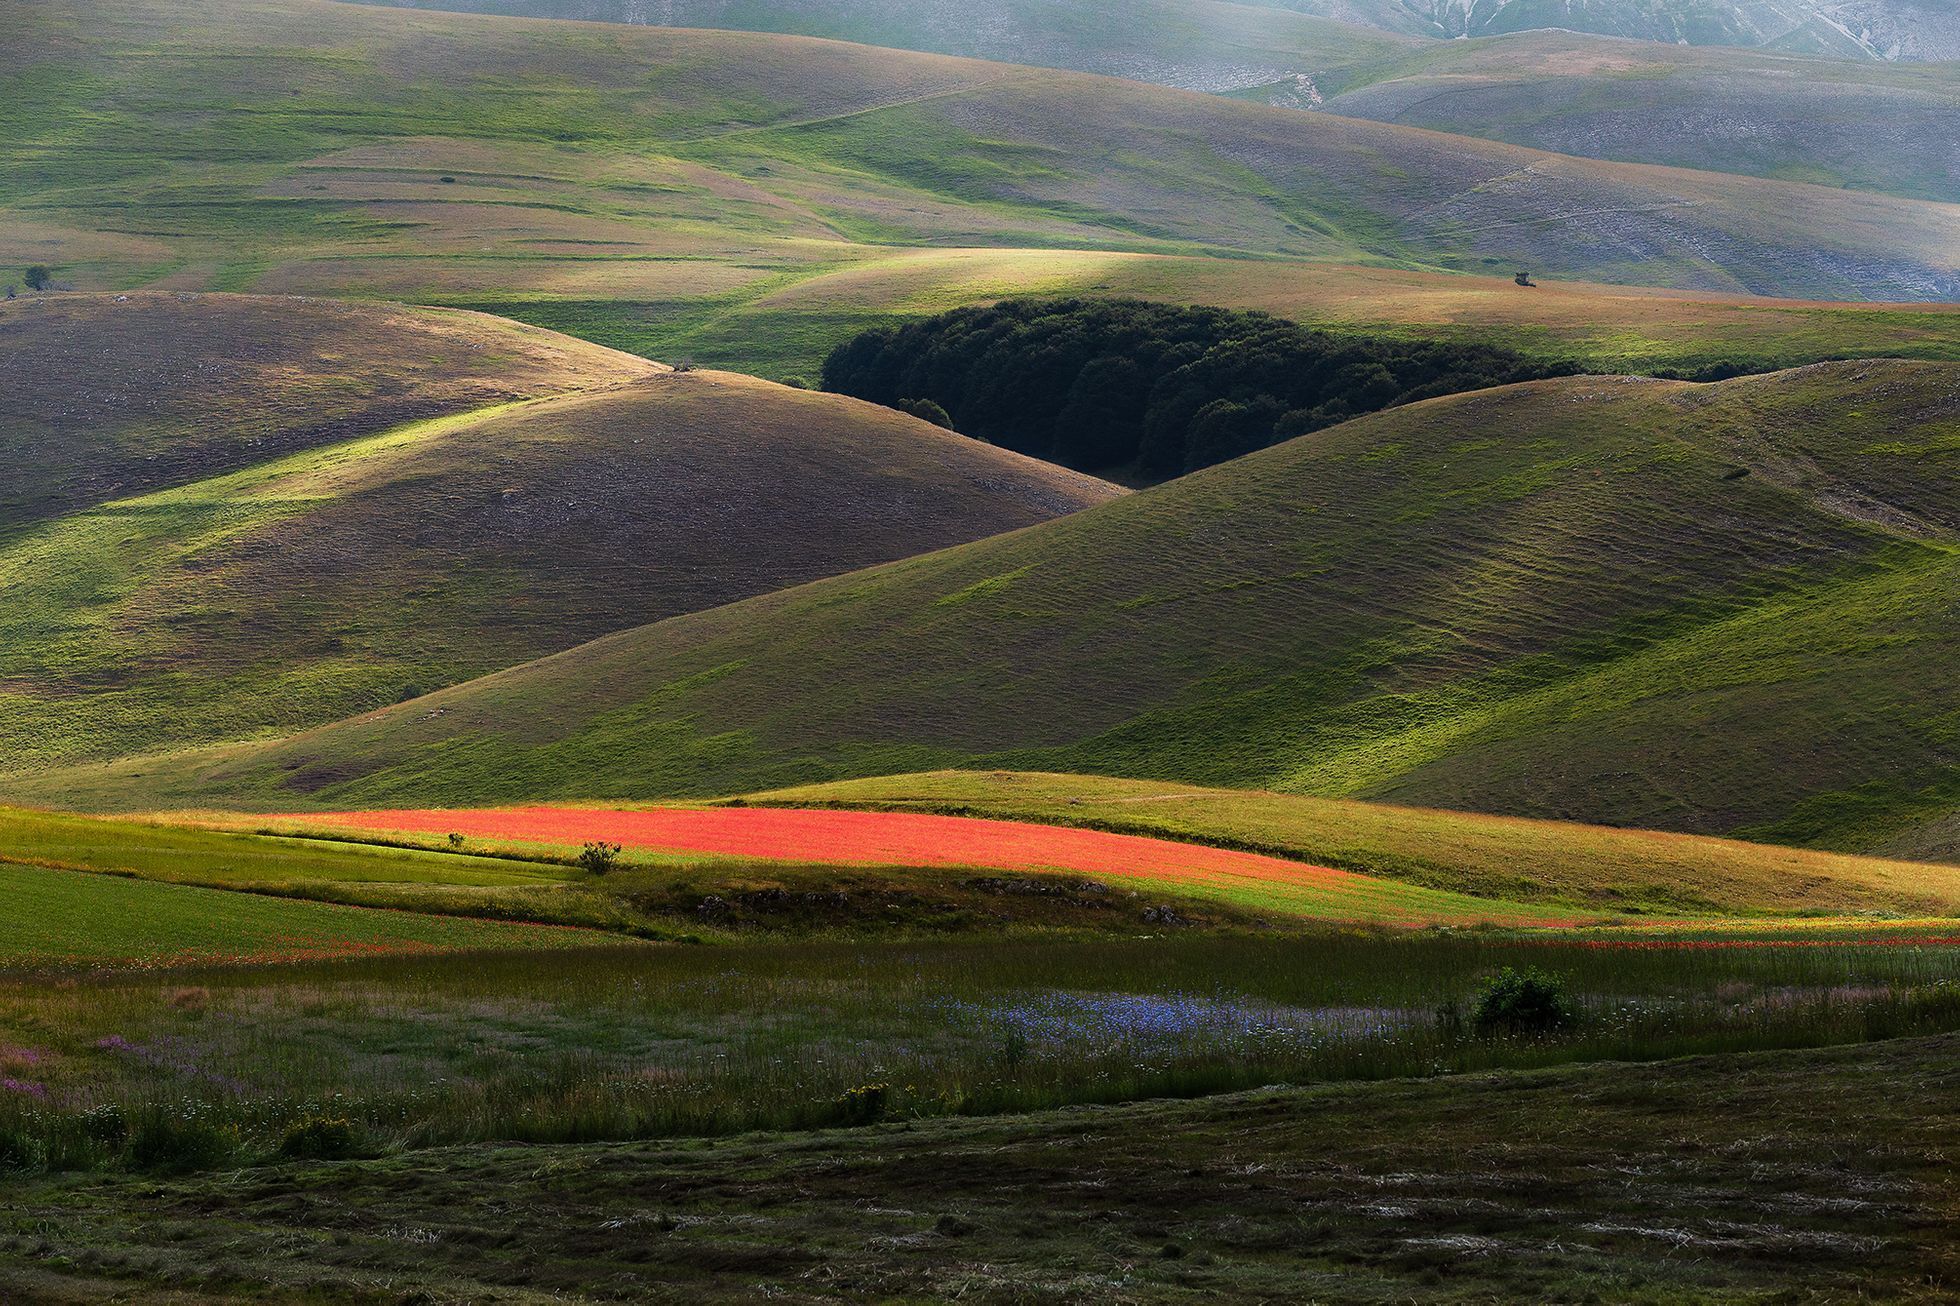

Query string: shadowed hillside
0 299 1118 769
107 360 1960 856
0 292 647 532
7 0 1960 309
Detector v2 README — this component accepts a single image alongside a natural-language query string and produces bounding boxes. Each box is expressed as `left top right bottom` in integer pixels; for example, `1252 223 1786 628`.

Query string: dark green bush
279 1117 359 1161
128 1114 237 1174
833 1082 890 1126
1474 967 1574 1036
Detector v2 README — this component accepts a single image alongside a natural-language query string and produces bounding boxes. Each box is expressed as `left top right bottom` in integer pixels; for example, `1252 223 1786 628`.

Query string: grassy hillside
106 360 1960 855
0 292 646 533
752 771 1960 913
358 0 1960 204
1275 0 1960 60
8 0 1960 317
353 0 1422 93
1294 29 1960 204
0 296 1117 770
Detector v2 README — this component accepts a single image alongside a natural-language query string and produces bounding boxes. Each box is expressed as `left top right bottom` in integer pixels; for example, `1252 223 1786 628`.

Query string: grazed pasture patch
280 806 1575 925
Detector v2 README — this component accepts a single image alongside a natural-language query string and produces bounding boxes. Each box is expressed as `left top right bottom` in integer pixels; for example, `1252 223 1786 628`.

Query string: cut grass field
752 771 1960 915
0 863 595 968
0 295 1117 770
266 804 1580 926
127 360 1960 856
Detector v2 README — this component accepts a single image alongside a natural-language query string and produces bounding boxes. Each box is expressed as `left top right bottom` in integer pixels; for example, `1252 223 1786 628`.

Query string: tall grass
1 928 1954 1173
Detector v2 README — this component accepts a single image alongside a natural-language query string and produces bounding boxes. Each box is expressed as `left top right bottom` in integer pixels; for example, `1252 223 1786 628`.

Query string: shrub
279 1117 359 1161
1474 967 1574 1036
128 1114 237 1174
833 1082 890 1126
23 266 52 291
578 841 623 875
895 397 954 429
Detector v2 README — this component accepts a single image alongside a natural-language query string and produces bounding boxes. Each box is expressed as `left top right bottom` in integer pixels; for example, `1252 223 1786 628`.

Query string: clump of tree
23 266 53 292
822 298 1570 479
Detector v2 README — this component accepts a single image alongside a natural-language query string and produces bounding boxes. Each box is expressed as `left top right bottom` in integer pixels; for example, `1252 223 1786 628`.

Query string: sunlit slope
112 361 1960 853
753 771 1960 914
0 292 647 533
7 0 1960 305
0 311 1118 769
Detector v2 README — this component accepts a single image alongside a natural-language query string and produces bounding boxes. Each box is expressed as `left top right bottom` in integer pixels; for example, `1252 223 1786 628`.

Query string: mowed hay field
266 805 1578 925
0 296 1117 772
127 360 1960 856
757 771 1960 915
0 292 649 531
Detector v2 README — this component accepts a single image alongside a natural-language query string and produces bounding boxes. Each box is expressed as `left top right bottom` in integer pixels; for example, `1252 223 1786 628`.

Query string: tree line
821 298 1573 478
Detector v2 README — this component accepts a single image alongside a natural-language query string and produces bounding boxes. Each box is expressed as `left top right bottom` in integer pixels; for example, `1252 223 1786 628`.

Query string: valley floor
3 1034 1954 1302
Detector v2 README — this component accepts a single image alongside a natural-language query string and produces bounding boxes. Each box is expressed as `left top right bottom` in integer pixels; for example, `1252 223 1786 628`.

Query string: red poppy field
277 805 1579 926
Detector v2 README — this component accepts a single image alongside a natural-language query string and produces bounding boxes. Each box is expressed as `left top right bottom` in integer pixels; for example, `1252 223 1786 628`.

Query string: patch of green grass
0 861 597 967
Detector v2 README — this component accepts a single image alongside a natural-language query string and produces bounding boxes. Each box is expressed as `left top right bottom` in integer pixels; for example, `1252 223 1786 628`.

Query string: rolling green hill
8 0 1960 319
91 360 1960 857
0 294 1118 770
355 0 1960 203
0 292 646 533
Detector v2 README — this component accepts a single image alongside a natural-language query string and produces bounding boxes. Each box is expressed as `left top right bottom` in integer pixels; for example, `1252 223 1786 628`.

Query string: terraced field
116 361 1960 854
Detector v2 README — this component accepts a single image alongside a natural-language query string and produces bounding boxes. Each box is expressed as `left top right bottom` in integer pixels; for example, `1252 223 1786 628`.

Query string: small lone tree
23 266 53 292
1473 966 1572 1035
578 840 623 875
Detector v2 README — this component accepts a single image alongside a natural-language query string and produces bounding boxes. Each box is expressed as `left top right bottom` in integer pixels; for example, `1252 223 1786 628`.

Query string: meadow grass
0 862 599 968
0 928 1953 1175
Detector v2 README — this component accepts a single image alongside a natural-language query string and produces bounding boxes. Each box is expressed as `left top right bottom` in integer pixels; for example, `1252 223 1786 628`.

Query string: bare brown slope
0 292 651 532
